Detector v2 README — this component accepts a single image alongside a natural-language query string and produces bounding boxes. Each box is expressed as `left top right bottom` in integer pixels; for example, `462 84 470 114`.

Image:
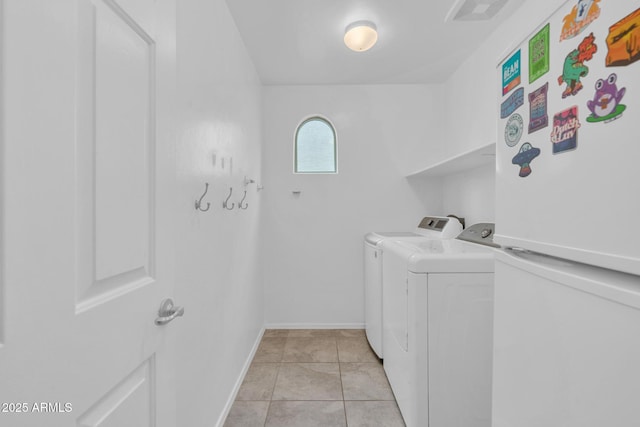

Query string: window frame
293 115 338 174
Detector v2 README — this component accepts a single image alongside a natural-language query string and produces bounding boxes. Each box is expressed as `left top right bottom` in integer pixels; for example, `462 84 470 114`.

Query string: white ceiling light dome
344 20 378 52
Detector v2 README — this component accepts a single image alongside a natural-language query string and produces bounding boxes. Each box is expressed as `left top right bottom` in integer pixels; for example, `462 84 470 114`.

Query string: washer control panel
457 223 500 248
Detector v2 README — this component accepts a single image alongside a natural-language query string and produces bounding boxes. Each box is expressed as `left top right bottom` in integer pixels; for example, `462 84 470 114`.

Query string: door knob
155 298 184 325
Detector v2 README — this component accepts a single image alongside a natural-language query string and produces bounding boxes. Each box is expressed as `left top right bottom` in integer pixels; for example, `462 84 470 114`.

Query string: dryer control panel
416 216 463 239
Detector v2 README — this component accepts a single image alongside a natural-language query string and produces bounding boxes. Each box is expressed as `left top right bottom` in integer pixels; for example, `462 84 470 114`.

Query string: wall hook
195 183 211 212
223 187 235 210
238 190 248 210
243 176 255 187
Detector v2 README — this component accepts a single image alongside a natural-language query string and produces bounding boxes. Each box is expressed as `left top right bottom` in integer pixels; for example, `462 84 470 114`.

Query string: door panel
77 0 156 307
93 0 153 283
427 273 494 427
0 0 177 426
77 358 155 427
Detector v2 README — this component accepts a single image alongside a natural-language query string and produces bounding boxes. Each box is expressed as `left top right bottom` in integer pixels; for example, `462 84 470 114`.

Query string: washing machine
380 223 498 427
364 216 463 359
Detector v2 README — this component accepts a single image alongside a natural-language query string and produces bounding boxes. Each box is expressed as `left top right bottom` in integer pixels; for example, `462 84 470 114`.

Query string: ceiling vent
445 0 508 22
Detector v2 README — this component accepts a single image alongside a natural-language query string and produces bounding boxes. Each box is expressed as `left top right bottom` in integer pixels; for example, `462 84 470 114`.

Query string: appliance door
494 2 640 276
364 240 383 358
493 249 640 427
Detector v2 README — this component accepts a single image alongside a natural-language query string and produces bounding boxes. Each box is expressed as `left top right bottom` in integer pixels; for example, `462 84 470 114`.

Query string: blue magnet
512 143 541 177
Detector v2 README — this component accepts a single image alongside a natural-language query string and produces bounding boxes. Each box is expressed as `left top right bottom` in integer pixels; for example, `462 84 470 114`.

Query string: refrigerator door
495 1 640 275
493 249 640 427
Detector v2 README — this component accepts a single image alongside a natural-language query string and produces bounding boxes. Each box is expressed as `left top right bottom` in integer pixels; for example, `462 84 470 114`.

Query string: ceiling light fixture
344 20 378 52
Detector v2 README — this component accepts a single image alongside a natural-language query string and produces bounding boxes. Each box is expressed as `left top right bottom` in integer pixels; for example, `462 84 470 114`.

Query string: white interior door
0 0 178 426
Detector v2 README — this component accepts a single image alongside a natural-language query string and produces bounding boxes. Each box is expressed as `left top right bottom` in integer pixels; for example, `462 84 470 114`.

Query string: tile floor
223 329 405 427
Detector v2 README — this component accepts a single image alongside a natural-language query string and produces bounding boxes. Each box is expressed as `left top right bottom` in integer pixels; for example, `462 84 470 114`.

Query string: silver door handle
155 298 184 325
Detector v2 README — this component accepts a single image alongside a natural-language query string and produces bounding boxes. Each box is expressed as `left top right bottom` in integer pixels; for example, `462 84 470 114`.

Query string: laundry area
0 0 639 426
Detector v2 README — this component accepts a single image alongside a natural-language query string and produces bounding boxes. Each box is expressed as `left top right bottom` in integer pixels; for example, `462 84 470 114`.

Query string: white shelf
406 142 496 178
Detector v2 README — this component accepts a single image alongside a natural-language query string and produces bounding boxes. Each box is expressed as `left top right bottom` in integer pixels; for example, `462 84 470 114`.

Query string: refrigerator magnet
560 0 601 42
528 82 549 133
529 24 550 83
505 113 524 147
586 73 626 123
551 106 581 154
605 8 640 67
502 50 522 96
558 33 597 99
512 143 541 178
501 87 525 118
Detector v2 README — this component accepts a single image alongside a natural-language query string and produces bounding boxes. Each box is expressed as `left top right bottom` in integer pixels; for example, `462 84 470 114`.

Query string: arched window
294 116 337 173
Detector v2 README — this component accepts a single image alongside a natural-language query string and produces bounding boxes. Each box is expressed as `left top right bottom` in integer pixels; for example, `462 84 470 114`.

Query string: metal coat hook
243 176 255 187
238 190 248 209
223 187 235 210
195 183 211 212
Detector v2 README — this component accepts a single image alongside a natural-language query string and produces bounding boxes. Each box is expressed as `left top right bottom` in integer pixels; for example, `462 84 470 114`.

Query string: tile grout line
264 332 285 427
337 335 350 427
338 356 349 426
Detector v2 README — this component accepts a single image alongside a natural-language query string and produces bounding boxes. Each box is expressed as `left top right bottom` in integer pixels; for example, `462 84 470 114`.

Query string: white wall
443 0 561 157
262 85 444 326
175 0 263 425
439 0 560 223
441 164 496 226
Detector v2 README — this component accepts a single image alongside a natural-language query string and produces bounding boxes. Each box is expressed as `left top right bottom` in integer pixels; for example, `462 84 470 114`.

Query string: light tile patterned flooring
223 329 405 427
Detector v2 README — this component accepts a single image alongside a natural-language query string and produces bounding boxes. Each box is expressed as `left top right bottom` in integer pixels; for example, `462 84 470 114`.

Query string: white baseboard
215 326 265 427
264 322 365 329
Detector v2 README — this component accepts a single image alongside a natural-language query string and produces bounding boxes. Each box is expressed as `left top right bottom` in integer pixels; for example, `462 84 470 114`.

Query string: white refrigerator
494 0 640 426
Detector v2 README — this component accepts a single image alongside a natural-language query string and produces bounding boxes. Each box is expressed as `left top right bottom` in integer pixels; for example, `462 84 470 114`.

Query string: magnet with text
528 82 549 134
529 24 550 83
606 8 640 67
501 87 524 118
551 106 581 154
512 143 541 178
502 50 521 96
586 73 626 123
558 33 597 98
505 113 524 147
560 0 600 42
